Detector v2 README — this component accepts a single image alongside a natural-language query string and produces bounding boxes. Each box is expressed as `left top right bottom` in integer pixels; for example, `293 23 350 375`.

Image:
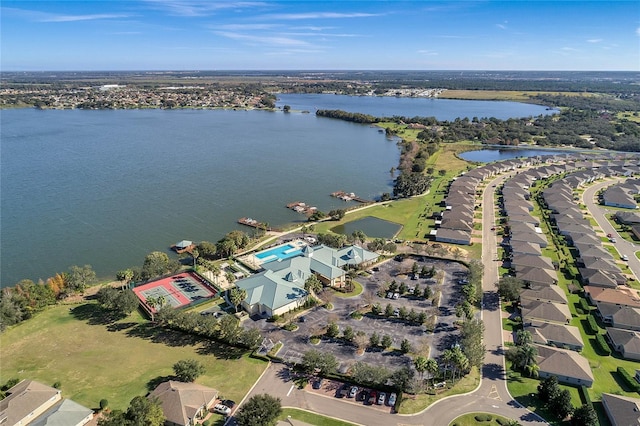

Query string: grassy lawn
333 281 364 298
279 408 358 426
398 367 480 414
506 364 581 426
0 303 267 411
449 412 517 426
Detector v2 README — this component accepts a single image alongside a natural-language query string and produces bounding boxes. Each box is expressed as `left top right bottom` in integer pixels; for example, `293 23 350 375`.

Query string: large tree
99 396 165 426
496 276 525 302
142 252 176 279
571 404 597 426
301 349 338 375
173 359 205 382
234 394 282 426
67 264 96 294
229 287 247 313
96 287 139 315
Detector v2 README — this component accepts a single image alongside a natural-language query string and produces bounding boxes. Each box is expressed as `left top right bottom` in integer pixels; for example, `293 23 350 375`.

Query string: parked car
607 233 612 238
213 404 231 416
337 383 349 398
610 237 617 243
622 254 629 261
392 293 400 300
221 400 236 409
393 308 400 317
348 386 358 398
377 392 386 405
298 316 306 322
312 378 323 389
358 389 369 402
368 391 377 405
386 292 393 299
387 393 397 406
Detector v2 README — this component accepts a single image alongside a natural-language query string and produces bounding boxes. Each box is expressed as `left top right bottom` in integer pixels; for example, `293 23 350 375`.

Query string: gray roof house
602 393 640 426
520 285 568 305
535 345 594 387
603 185 637 209
516 266 558 287
606 328 640 361
0 380 62 426
579 268 623 288
510 253 554 271
30 399 93 426
508 240 542 256
435 228 472 245
149 381 219 426
525 321 584 351
521 299 571 325
615 210 640 225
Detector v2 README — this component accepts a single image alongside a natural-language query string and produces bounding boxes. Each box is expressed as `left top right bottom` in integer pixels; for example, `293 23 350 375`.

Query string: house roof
606 328 640 355
0 380 61 426
508 240 542 256
516 266 557 286
310 244 378 268
30 399 93 426
149 381 218 426
535 345 594 383
435 228 472 243
585 286 640 307
520 286 568 304
525 321 583 348
521 300 571 324
602 393 640 426
580 269 621 288
511 253 554 270
237 268 308 312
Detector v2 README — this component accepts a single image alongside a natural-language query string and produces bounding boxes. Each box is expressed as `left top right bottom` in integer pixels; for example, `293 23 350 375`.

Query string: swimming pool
255 243 303 263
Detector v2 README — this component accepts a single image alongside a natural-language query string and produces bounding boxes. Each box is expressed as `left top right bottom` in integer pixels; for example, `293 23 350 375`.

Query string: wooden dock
286 201 318 215
238 217 272 231
330 191 373 204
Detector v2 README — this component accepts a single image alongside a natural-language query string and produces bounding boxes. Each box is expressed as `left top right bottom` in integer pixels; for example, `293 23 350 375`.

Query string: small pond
459 147 582 163
331 216 402 239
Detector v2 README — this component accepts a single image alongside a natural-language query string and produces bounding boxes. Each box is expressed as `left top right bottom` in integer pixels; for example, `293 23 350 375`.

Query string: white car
622 254 629 261
212 403 231 416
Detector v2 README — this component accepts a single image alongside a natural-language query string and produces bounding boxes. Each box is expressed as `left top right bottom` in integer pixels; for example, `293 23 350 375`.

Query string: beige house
0 380 62 426
149 381 218 426
535 345 594 387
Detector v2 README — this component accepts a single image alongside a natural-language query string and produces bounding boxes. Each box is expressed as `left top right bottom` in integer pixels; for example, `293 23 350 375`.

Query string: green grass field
449 412 517 426
0 303 267 411
279 408 358 426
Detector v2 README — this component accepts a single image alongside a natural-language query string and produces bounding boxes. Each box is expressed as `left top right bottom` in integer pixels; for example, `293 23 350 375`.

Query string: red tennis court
133 271 217 314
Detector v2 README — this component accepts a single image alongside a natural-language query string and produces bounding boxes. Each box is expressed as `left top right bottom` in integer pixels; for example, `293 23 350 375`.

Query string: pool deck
238 239 307 270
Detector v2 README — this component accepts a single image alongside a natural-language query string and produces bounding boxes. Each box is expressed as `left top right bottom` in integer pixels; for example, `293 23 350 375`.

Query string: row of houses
601 178 640 209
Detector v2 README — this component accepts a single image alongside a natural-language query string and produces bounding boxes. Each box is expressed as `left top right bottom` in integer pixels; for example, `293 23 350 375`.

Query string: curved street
582 178 640 280
234 172 549 425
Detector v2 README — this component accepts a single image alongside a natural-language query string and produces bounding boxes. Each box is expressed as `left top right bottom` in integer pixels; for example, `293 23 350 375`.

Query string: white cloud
214 30 309 46
636 27 640 36
143 1 267 17
260 12 381 20
41 13 132 22
587 38 602 43
417 49 438 56
496 21 508 30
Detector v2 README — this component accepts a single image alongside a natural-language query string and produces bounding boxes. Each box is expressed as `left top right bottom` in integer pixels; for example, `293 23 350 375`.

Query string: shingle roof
149 381 218 426
30 399 93 426
521 300 571 324
602 393 640 426
535 345 593 383
525 321 583 349
0 380 61 426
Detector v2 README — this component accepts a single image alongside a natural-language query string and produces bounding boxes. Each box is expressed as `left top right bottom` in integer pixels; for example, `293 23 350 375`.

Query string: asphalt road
231 172 550 426
582 178 640 280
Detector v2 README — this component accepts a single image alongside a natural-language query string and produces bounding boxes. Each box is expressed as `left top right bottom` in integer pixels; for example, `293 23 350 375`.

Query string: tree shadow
69 303 125 326
125 323 201 347
196 339 247 360
147 375 175 392
106 322 137 332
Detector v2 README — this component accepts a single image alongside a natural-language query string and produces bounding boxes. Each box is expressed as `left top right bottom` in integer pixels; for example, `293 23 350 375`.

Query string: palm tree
191 248 200 268
453 350 469 380
425 358 439 387
414 356 429 380
516 329 533 346
525 362 539 378
441 349 454 380
516 344 538 371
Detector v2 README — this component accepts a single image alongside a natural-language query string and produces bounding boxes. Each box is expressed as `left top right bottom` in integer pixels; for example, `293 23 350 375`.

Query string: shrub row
474 414 493 422
578 298 591 312
579 385 593 408
617 367 640 392
585 315 599 335
595 333 611 355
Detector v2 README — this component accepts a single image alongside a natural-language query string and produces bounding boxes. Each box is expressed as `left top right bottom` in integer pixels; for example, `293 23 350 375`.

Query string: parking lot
305 377 396 413
250 255 468 372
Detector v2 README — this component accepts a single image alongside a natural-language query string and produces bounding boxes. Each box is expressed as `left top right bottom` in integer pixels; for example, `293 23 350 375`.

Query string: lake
1 95 555 286
458 147 584 163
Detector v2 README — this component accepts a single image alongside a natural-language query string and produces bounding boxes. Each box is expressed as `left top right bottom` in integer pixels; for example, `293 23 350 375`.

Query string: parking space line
287 384 295 397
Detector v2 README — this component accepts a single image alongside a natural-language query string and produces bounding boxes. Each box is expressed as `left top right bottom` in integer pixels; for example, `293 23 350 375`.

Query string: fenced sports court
133 271 218 316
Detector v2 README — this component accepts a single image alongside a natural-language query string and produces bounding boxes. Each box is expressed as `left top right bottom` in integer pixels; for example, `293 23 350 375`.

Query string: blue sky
2 1 639 71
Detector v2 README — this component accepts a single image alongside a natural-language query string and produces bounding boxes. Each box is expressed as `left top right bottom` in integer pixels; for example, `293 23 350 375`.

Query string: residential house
434 228 472 245
606 328 640 361
520 300 571 325
520 285 568 305
525 321 583 351
30 399 93 426
149 381 219 426
0 380 62 426
535 345 594 387
601 393 640 426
